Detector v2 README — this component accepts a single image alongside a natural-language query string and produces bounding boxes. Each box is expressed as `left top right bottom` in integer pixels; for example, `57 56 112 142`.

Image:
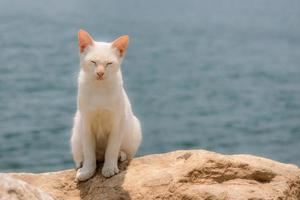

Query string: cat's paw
75 166 96 182
119 151 127 162
102 163 119 178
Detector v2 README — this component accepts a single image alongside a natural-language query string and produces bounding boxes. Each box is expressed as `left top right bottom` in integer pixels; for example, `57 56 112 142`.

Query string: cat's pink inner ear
112 35 129 57
78 29 94 53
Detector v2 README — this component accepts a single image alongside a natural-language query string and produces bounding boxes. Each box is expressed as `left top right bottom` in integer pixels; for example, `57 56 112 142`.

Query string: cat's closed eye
106 62 113 67
90 61 97 65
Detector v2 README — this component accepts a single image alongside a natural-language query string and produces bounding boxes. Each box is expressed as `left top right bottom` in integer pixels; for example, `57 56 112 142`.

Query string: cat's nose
97 72 104 79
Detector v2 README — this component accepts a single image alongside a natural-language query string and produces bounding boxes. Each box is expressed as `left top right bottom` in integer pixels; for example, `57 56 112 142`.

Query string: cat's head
77 29 129 81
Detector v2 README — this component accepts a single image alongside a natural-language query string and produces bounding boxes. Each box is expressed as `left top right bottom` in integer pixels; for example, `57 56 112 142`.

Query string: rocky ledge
1 150 300 200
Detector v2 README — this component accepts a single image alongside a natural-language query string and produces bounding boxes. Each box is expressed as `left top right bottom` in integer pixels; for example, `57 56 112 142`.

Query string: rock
2 150 300 200
0 174 53 200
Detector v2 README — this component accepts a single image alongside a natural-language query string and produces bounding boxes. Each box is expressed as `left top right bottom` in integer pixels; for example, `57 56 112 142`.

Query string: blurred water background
0 0 299 172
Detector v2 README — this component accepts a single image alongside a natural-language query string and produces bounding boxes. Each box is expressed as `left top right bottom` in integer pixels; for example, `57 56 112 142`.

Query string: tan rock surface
3 150 300 200
0 174 53 200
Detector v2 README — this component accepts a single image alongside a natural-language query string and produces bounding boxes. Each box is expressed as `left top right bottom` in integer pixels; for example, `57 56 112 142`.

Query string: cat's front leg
71 111 83 169
102 116 124 178
75 114 96 182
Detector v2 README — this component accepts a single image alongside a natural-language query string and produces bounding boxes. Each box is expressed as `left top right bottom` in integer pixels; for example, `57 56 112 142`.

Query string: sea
0 0 299 172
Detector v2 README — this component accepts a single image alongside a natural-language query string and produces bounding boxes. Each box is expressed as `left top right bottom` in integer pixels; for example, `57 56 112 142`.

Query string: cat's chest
79 85 119 110
90 109 113 136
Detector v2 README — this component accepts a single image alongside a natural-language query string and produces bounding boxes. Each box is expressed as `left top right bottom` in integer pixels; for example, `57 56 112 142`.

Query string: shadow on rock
77 160 131 200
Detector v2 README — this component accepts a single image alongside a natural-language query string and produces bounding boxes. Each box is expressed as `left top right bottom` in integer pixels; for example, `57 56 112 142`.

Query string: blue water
0 0 299 172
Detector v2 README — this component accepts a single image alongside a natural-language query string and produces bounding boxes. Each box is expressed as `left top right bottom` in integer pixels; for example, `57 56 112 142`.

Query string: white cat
70 30 142 181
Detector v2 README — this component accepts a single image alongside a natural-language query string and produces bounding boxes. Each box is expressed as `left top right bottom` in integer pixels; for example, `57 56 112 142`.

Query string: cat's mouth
96 76 104 81
96 73 105 81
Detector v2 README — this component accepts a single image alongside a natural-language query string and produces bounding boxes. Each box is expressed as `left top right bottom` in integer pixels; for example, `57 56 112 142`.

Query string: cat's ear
111 35 129 57
78 29 94 53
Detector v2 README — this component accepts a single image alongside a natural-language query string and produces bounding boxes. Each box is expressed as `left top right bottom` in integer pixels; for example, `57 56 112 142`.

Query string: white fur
70 40 142 181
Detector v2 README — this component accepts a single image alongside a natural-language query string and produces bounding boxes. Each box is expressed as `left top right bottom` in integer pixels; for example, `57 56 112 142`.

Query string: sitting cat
71 29 142 181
